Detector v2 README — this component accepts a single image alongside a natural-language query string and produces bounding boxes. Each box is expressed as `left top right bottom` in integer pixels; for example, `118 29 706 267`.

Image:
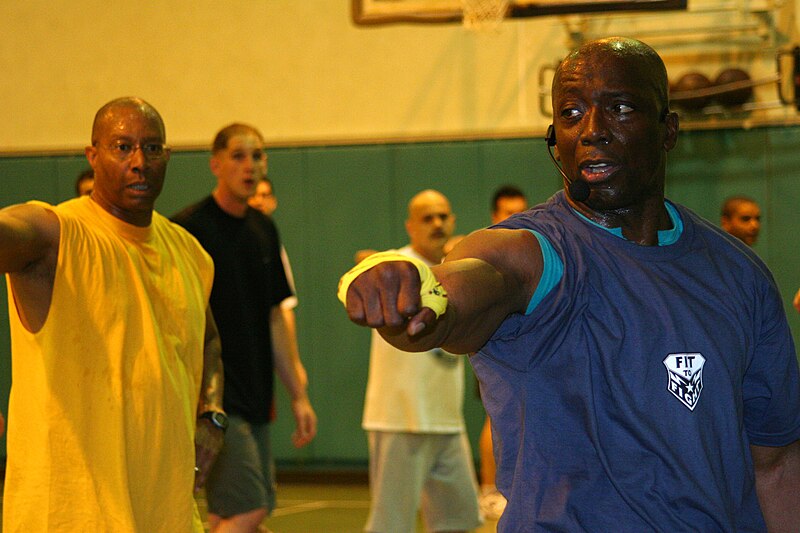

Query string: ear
662 111 679 152
554 146 561 161
85 145 97 168
209 155 220 177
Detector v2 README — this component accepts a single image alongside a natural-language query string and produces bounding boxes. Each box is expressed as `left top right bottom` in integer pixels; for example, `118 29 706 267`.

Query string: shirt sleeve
742 280 800 446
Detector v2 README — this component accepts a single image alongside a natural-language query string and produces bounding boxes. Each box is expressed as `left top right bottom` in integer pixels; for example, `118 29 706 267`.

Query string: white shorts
365 431 482 533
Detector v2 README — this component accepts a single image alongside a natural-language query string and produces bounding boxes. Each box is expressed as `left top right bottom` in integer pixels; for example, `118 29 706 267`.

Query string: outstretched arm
1 203 60 332
0 203 59 274
342 228 543 355
752 439 800 532
194 306 224 491
271 305 317 448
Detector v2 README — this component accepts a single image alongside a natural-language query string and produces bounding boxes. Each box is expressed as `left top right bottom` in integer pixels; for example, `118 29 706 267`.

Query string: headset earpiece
545 124 556 147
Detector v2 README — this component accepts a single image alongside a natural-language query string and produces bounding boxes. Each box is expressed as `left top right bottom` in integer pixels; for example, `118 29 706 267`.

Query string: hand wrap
337 251 448 318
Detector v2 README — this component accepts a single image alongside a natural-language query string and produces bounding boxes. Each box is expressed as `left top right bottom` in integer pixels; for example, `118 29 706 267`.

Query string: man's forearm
198 307 224 414
270 306 308 400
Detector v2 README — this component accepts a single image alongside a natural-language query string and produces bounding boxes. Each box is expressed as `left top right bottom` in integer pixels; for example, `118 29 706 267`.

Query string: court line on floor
271 499 371 517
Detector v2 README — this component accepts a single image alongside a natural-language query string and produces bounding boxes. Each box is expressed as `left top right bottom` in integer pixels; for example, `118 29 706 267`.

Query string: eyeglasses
101 140 168 161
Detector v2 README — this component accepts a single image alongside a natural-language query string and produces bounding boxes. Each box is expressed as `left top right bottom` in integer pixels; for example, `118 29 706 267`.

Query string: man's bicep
442 228 542 314
0 204 59 273
434 229 542 353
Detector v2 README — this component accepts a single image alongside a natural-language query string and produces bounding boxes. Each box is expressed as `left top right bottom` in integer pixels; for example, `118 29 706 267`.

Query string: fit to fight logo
663 353 705 411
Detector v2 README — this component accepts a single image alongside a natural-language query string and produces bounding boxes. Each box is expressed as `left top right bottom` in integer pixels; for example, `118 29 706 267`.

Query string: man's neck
571 195 670 247
212 188 248 218
90 195 152 227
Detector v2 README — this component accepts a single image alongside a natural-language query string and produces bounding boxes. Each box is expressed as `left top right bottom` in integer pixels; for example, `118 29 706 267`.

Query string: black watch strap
199 410 229 432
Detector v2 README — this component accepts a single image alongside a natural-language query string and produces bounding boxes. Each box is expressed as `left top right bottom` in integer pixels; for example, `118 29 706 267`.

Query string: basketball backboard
352 0 687 26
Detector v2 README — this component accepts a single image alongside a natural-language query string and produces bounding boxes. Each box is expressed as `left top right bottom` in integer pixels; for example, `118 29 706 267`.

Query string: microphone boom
545 126 590 202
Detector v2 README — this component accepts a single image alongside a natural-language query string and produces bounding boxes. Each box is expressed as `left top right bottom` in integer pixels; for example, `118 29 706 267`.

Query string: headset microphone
545 125 590 202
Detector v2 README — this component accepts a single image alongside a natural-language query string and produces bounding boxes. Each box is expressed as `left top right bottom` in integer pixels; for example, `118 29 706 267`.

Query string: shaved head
554 37 669 115
405 189 455 264
408 189 449 218
91 97 165 145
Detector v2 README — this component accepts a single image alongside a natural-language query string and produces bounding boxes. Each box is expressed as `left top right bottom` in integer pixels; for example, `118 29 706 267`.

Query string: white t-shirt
361 245 466 434
279 245 298 310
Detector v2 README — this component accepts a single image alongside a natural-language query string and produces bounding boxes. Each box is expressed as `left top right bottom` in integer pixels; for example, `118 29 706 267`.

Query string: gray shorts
365 431 482 533
205 415 276 517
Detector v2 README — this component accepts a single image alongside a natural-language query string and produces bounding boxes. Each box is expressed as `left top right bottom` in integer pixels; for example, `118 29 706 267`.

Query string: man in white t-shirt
361 189 481 533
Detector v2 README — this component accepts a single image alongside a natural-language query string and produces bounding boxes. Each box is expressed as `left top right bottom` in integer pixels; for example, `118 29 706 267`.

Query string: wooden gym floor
0 476 500 532
197 481 500 532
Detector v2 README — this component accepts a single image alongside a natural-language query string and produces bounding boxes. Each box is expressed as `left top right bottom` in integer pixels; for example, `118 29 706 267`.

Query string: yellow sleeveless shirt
4 197 213 532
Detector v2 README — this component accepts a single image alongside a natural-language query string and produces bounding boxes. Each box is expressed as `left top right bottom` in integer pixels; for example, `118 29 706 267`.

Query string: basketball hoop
461 0 510 32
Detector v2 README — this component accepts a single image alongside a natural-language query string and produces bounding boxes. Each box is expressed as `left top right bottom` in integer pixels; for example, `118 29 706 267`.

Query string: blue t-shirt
473 191 800 532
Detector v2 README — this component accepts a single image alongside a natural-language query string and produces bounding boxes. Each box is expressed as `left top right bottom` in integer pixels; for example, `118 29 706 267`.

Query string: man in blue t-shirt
339 37 800 532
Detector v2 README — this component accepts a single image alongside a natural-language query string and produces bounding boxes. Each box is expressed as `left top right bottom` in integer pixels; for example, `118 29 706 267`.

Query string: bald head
554 37 669 116
406 189 455 264
91 97 165 146
408 189 448 217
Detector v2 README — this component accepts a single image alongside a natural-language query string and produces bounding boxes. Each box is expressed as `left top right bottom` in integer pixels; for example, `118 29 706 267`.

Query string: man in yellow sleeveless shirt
0 97 225 532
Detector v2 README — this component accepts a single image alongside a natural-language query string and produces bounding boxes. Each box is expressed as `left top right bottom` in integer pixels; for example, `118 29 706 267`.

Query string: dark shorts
205 415 276 517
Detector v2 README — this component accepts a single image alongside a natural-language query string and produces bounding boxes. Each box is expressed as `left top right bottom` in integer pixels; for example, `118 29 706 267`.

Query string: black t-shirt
172 196 292 423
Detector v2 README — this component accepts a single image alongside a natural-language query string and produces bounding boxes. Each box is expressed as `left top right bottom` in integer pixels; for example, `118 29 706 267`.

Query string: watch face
211 412 228 429
202 411 228 430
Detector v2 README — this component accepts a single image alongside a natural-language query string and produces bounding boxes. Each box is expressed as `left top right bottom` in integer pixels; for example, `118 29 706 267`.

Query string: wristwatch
199 410 229 432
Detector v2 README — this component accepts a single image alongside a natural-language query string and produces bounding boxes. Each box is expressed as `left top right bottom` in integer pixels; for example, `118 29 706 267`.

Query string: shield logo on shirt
663 353 706 411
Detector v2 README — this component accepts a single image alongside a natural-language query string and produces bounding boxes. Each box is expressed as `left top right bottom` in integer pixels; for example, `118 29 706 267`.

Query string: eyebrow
107 134 163 142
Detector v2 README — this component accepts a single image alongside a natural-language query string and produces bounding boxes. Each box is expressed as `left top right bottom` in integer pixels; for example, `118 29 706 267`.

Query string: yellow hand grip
337 251 448 319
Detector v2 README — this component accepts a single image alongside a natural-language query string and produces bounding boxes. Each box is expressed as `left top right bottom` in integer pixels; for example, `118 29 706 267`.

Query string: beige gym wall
2 1 798 153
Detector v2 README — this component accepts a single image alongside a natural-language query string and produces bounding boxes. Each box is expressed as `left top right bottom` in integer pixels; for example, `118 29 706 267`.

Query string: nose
243 155 259 173
129 145 146 171
580 107 611 146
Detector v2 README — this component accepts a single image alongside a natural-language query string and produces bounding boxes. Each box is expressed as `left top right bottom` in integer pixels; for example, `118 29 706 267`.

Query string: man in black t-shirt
173 123 316 533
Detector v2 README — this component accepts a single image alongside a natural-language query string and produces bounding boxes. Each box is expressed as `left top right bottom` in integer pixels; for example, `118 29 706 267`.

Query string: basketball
671 72 712 111
713 68 753 107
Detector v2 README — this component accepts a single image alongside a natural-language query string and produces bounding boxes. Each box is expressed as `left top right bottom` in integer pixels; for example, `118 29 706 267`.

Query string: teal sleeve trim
525 230 564 315
570 202 683 246
658 201 683 246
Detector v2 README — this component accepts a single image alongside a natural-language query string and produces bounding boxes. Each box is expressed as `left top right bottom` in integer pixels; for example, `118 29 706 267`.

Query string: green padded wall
1 127 799 469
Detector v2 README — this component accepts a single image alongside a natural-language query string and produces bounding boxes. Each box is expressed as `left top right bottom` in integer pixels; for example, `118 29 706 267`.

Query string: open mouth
580 161 617 182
